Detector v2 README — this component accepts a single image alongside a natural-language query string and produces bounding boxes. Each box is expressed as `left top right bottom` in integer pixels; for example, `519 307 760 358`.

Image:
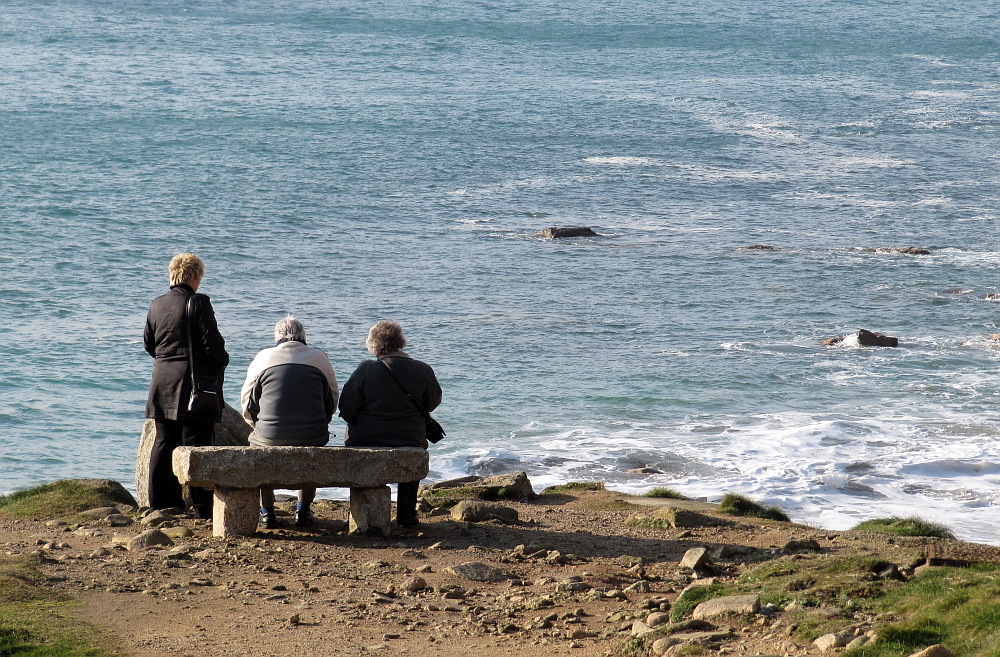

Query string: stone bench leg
349 486 391 537
212 486 260 538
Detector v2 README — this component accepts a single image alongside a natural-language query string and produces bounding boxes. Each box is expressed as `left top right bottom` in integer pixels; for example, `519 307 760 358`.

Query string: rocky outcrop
862 246 931 255
821 329 899 347
738 244 779 251
537 226 598 239
449 500 519 523
421 472 536 501
136 402 251 507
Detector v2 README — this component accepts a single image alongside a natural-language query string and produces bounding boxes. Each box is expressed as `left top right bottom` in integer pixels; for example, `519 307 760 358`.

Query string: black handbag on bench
379 359 445 444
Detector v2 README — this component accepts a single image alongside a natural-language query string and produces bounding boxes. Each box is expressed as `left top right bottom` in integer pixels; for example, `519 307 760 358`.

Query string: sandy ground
1 491 936 657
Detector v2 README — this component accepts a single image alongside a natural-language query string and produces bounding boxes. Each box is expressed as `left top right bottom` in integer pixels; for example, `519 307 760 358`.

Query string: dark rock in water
858 329 899 347
985 293 1000 301
738 244 779 251
865 246 931 255
537 226 598 239
629 467 664 474
821 329 899 347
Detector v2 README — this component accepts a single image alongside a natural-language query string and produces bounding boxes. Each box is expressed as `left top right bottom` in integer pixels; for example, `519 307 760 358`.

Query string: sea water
3 0 1000 542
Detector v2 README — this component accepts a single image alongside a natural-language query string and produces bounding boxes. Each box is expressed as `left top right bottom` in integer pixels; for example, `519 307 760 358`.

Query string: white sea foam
583 156 664 166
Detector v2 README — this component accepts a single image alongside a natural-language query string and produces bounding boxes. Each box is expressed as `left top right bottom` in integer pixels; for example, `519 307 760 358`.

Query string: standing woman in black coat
144 253 229 518
340 320 442 527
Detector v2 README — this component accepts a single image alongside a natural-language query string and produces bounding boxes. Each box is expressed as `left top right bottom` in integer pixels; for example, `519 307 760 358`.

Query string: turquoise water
3 0 1000 541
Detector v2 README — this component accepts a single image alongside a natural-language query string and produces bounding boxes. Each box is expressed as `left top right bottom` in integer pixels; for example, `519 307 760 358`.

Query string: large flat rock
173 446 428 489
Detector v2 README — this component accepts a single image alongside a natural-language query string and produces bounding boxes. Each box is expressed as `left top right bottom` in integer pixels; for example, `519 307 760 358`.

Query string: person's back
240 316 338 528
244 340 337 445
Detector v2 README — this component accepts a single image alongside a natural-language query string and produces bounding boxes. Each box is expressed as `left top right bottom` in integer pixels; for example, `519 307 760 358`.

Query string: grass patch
718 493 790 522
643 487 687 499
540 481 606 494
0 555 121 656
626 515 672 530
851 516 955 539
0 480 136 519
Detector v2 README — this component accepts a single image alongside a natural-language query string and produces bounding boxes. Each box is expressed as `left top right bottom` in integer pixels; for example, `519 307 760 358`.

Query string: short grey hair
366 320 406 356
274 315 306 343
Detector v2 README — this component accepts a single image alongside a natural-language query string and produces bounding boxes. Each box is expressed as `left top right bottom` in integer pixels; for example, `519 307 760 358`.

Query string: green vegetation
0 480 136 519
0 555 119 656
643 487 687 500
625 515 672 530
717 493 790 522
843 564 1000 657
851 516 955 539
540 481 606 494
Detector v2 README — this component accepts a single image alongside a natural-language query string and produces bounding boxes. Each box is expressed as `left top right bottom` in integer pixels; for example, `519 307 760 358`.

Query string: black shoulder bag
185 294 220 418
379 359 445 444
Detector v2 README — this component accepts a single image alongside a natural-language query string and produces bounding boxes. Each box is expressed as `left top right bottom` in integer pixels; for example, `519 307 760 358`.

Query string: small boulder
126 529 174 551
161 526 194 539
651 638 681 656
444 561 508 582
402 576 427 592
80 506 121 519
537 226 598 239
814 632 852 652
908 645 957 657
141 510 176 527
679 547 711 570
691 594 760 620
106 514 134 527
858 328 899 347
422 472 535 500
782 538 822 553
646 611 670 627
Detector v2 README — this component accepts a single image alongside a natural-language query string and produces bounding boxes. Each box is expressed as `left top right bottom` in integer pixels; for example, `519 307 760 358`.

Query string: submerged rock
821 329 899 347
537 226 598 239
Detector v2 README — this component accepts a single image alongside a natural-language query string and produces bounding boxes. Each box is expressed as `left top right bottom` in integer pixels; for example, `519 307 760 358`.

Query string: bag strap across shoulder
184 294 198 387
378 358 431 421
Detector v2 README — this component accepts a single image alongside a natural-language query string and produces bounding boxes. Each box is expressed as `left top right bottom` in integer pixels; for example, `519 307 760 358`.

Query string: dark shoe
294 509 315 527
260 511 278 530
398 517 420 528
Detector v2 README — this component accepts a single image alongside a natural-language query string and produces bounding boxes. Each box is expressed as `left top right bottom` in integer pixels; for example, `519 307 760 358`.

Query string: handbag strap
184 294 198 388
378 358 432 422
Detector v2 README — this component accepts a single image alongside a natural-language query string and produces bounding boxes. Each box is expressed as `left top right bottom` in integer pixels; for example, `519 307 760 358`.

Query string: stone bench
172 446 429 538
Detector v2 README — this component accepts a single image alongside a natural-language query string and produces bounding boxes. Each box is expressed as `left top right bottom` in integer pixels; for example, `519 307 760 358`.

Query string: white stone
691 594 760 620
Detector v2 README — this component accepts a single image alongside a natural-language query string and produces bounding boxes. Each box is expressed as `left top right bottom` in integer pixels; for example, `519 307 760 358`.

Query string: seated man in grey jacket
240 315 339 529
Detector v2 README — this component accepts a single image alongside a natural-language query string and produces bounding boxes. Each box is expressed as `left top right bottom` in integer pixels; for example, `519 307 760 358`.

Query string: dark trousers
397 481 419 524
149 419 215 517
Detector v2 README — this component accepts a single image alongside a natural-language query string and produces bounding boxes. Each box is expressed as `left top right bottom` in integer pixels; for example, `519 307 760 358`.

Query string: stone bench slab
173 446 428 489
172 446 429 538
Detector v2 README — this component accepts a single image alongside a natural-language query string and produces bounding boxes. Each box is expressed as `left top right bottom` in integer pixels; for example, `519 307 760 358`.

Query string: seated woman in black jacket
339 321 442 527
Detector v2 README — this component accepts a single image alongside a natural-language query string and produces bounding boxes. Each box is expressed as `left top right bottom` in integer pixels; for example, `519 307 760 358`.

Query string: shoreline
3 477 997 656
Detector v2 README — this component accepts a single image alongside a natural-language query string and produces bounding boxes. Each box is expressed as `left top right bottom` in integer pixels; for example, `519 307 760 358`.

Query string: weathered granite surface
136 402 251 506
172 446 428 489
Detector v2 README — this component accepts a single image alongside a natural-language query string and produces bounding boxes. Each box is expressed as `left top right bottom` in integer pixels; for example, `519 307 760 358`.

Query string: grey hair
274 315 306 343
366 320 406 356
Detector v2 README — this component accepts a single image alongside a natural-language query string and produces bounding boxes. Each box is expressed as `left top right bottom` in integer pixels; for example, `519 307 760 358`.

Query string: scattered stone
80 506 121 520
189 578 214 586
691 594 760 620
556 580 591 592
814 632 853 651
105 514 133 527
160 526 194 539
651 637 681 656
908 645 956 657
126 529 174 551
402 577 427 592
631 621 656 637
444 561 508 582
289 613 300 625
646 611 670 627
537 226 598 239
141 510 176 527
449 500 519 523
847 636 869 650
623 580 650 594
679 548 711 570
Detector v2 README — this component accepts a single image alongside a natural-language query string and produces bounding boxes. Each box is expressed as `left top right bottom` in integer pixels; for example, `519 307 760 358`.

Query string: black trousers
397 481 419 524
149 419 215 517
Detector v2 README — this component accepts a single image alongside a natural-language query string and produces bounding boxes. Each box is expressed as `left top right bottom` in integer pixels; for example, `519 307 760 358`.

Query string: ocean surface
3 0 1000 542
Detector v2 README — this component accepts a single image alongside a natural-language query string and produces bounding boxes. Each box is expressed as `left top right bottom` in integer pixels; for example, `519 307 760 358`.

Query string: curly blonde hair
366 320 406 356
168 253 205 287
